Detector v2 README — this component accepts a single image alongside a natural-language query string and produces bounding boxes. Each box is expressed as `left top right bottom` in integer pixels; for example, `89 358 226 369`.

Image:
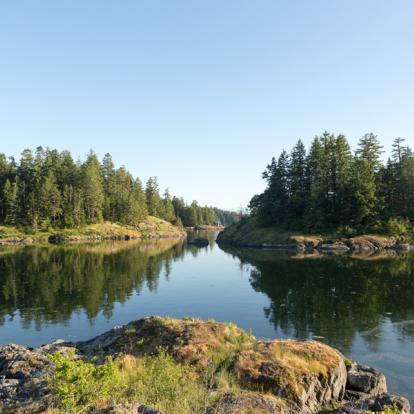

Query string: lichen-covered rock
208 391 293 413
326 393 410 414
76 316 254 369
346 363 387 397
0 344 52 408
347 236 395 253
0 341 76 413
234 340 347 413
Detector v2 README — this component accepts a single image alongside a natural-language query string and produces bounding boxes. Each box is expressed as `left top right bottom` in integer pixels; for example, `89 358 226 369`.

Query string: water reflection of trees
0 239 186 329
222 247 414 353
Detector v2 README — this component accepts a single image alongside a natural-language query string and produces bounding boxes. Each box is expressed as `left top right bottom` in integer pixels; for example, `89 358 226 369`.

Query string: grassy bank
0 216 185 245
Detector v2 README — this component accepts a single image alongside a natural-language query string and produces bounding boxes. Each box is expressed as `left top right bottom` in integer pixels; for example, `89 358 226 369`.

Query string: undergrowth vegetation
49 349 208 414
48 338 252 414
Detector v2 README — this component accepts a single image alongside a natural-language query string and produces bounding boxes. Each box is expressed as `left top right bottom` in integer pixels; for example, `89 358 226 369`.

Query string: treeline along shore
0 147 238 244
218 133 414 251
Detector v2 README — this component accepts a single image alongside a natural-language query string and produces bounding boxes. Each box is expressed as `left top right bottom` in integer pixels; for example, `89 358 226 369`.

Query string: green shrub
384 405 403 414
48 349 207 414
365 405 402 414
48 349 120 412
337 225 357 237
386 217 412 241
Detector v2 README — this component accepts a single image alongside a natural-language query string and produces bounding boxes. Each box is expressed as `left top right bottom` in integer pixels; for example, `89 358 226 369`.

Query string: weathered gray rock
234 339 347 413
346 363 387 396
318 243 350 252
207 391 294 414
95 404 133 414
97 404 163 414
0 342 77 413
137 405 164 414
261 243 303 251
327 393 410 414
394 243 414 251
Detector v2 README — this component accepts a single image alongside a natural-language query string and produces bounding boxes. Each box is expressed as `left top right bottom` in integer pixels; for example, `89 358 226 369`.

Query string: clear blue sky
1 1 413 210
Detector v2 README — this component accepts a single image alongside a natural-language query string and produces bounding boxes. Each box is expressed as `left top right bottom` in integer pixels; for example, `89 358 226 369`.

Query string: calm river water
0 231 413 402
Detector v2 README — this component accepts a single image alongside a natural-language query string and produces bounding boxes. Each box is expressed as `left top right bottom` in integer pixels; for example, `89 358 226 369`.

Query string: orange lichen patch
234 340 346 408
210 391 292 414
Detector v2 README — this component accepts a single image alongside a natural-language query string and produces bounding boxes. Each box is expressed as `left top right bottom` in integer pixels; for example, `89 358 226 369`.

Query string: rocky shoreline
0 233 186 246
217 237 414 254
216 219 414 254
0 218 187 246
0 317 410 414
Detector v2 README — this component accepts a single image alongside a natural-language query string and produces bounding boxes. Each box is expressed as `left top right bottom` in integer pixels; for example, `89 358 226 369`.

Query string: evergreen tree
288 140 307 222
37 170 62 227
255 151 289 225
125 178 147 224
81 151 104 223
356 133 384 173
332 134 353 224
399 147 414 220
349 158 379 227
145 177 162 217
305 137 326 228
392 137 406 165
161 189 176 222
3 179 18 226
102 153 116 220
189 201 199 226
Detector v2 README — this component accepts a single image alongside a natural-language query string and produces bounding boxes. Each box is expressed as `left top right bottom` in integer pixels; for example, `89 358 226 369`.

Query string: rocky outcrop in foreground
0 317 410 413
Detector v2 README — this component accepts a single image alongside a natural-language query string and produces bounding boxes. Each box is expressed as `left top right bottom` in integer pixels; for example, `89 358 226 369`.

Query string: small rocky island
0 317 410 414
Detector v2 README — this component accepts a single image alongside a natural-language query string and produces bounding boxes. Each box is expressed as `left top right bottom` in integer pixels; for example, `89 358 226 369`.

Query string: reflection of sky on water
351 318 414 400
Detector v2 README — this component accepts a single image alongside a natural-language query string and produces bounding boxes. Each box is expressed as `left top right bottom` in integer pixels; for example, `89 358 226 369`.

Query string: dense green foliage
0 147 237 231
250 133 414 235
